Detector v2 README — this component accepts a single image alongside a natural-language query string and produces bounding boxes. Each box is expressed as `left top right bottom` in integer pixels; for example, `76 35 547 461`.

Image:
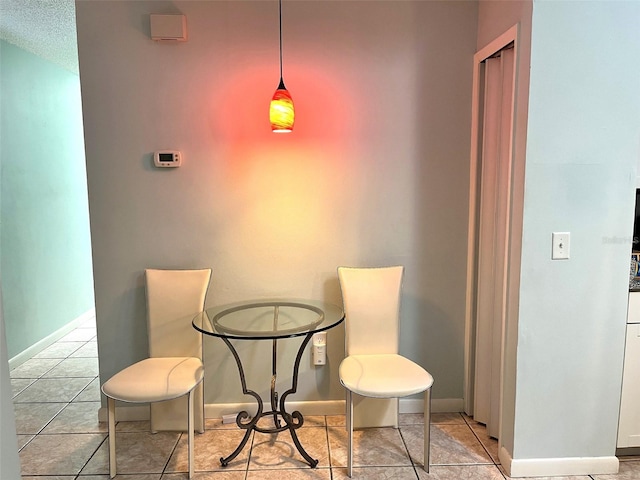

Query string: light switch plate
552 232 570 260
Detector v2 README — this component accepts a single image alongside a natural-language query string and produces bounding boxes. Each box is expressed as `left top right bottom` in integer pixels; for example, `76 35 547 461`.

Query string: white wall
513 0 640 463
75 0 478 407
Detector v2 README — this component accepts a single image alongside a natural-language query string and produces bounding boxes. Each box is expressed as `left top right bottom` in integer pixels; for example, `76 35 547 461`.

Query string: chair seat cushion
339 354 434 398
102 357 204 403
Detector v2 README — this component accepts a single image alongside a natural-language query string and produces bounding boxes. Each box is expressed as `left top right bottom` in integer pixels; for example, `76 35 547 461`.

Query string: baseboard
9 309 95 370
97 397 466 423
204 400 346 419
499 446 619 477
99 401 343 423
98 405 150 423
400 398 464 414
205 398 464 419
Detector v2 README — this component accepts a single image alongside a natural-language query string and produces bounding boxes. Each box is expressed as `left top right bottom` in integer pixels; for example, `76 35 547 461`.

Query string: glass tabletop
192 299 344 340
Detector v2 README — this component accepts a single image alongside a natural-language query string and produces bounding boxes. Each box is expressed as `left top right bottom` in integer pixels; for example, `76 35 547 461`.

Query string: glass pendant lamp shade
270 79 295 132
271 0 294 133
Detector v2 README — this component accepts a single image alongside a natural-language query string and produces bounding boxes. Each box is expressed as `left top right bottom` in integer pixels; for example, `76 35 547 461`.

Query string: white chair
338 266 434 477
101 268 212 479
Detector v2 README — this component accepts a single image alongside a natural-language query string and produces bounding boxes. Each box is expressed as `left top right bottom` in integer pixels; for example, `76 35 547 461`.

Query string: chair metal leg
188 390 195 479
424 388 431 473
107 396 117 478
198 383 205 434
346 389 353 478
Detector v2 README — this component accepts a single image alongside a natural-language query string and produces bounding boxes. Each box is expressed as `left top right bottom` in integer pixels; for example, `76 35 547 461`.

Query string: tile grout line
322 417 330 477
459 415 508 479
13 336 98 454
462 414 502 466
325 416 336 480
397 425 422 479
161 430 183 477
75 433 108 478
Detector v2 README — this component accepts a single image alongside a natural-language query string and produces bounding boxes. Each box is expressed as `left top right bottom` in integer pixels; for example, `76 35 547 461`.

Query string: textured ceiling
0 0 79 73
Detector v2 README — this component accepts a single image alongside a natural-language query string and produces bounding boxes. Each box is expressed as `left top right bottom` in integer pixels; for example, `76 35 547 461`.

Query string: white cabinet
618 321 640 448
627 292 640 323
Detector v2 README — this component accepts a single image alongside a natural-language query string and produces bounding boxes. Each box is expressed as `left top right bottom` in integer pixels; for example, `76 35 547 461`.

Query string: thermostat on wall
154 150 182 168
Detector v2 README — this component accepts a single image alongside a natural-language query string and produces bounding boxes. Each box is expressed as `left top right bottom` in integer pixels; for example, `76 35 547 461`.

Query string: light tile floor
11 318 640 479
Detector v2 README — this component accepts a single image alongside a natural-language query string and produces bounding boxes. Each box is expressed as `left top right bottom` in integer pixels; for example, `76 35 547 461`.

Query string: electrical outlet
552 232 570 260
312 332 327 366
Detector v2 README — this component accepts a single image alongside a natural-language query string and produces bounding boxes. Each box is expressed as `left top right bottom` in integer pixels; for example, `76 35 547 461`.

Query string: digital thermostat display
154 150 182 168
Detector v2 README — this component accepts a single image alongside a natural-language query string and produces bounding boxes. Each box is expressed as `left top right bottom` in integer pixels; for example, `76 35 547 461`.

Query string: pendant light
269 0 294 133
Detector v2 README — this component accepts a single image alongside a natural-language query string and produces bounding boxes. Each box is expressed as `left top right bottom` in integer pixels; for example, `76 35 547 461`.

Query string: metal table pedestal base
219 331 318 468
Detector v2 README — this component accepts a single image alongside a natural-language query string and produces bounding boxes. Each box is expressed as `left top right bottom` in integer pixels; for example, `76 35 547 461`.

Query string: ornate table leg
271 308 282 429
219 328 319 468
278 332 318 467
219 336 262 467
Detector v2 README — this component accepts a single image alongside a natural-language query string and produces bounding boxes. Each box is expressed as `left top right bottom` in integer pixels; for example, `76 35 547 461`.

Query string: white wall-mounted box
150 14 187 42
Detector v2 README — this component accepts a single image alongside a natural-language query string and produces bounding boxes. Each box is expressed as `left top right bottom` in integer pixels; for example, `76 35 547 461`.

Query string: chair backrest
145 268 212 358
338 266 403 356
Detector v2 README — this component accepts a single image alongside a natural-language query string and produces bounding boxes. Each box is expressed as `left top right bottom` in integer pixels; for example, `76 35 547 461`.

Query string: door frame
463 24 520 426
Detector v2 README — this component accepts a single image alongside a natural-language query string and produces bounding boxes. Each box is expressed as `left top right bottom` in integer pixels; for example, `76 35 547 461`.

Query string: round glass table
193 299 344 468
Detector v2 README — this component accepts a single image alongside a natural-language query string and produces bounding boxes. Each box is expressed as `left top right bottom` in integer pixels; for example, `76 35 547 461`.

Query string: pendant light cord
278 0 283 81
